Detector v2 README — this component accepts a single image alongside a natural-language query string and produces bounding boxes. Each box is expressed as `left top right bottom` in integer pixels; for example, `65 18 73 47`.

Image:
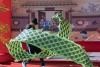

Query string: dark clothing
26 24 42 54
28 44 41 54
22 24 45 67
80 30 87 34
80 30 88 39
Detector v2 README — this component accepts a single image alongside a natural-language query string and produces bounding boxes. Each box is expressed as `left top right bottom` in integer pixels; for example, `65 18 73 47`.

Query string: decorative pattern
87 3 99 13
76 20 84 25
76 3 100 15
52 12 72 39
21 1 77 6
6 13 93 67
0 22 10 44
0 34 10 44
0 23 10 32
13 20 20 26
0 0 9 12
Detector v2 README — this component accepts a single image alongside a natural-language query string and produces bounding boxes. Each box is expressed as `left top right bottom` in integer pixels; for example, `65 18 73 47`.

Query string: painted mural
11 0 100 41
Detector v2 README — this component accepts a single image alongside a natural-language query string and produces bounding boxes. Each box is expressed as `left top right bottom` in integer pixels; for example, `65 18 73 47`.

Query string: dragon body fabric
6 13 93 67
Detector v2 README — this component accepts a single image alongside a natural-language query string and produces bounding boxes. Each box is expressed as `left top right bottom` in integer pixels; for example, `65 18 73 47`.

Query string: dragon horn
56 11 61 16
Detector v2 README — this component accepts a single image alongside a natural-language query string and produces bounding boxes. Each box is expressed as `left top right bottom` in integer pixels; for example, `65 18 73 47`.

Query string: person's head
32 18 38 25
30 18 38 26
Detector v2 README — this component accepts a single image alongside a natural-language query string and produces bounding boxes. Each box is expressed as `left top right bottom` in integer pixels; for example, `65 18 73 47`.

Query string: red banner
0 0 11 53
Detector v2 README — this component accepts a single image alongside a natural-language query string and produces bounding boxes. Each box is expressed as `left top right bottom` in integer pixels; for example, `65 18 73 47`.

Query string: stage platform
0 41 100 67
0 59 100 67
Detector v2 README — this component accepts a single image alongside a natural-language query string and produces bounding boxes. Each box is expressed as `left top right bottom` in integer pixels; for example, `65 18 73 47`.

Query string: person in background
39 19 45 29
44 20 50 31
22 18 45 67
80 30 88 39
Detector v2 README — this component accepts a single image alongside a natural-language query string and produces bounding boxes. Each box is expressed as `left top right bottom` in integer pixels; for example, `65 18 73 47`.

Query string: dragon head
51 11 62 27
51 11 62 22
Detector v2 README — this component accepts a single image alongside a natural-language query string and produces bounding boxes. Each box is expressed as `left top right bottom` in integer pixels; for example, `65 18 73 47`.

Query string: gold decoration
0 22 10 44
0 0 10 44
0 34 10 44
0 0 9 12
0 23 10 32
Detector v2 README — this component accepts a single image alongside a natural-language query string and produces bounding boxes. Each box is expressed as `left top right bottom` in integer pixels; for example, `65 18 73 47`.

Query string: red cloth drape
0 0 11 53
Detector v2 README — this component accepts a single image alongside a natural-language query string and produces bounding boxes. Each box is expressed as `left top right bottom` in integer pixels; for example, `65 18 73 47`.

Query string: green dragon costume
6 12 93 67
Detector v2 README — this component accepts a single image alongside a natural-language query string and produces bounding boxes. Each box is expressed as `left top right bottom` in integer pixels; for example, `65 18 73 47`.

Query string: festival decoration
6 12 93 67
0 0 11 43
0 23 10 32
0 34 10 44
0 0 11 58
0 23 10 44
0 0 9 12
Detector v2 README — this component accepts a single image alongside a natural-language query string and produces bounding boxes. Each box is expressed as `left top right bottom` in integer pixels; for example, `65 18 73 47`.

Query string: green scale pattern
52 12 72 39
58 19 72 39
6 29 93 67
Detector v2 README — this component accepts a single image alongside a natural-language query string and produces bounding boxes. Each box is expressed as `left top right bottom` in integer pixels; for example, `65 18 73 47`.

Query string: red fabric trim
76 41 100 52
